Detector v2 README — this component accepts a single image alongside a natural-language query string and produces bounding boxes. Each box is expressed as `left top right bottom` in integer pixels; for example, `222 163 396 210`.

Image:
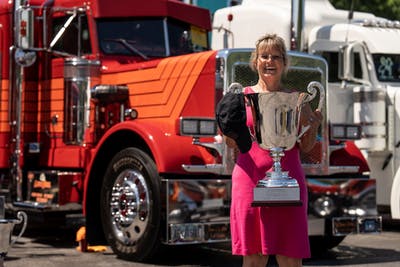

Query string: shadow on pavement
305 244 400 266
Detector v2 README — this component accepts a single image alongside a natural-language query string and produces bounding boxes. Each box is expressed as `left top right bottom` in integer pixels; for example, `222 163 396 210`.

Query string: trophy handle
10 211 27 247
228 82 243 93
296 81 325 141
304 81 325 112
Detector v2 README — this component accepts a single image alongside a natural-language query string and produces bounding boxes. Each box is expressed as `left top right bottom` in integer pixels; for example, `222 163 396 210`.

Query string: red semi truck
0 0 380 262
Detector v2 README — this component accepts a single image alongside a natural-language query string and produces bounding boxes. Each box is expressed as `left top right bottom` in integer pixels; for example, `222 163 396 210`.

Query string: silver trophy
248 81 325 206
0 198 28 267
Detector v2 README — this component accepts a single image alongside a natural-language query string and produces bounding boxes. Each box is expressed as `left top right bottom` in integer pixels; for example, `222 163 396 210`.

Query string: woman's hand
224 135 240 161
298 104 323 152
224 135 239 149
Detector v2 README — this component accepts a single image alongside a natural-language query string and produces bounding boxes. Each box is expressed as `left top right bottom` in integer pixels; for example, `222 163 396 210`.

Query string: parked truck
212 0 400 221
0 0 380 262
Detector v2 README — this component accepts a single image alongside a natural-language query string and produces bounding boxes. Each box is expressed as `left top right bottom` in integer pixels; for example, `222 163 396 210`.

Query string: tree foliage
329 0 400 20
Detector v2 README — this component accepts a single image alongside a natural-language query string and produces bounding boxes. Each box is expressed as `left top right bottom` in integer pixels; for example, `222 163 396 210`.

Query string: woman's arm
224 135 240 161
224 135 238 149
298 104 323 153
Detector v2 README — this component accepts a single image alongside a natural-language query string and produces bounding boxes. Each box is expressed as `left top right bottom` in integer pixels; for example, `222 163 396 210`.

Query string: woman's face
256 46 285 87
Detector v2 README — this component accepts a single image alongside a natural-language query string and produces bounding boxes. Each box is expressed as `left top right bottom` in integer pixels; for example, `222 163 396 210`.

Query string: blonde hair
250 33 288 72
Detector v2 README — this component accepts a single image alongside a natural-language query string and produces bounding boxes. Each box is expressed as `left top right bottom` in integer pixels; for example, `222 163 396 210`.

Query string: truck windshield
373 54 400 82
97 18 209 58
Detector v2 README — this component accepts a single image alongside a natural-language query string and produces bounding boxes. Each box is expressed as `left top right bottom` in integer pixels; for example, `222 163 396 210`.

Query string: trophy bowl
248 81 325 206
0 211 28 266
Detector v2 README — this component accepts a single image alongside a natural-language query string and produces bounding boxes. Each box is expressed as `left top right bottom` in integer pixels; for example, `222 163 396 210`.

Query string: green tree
329 0 400 21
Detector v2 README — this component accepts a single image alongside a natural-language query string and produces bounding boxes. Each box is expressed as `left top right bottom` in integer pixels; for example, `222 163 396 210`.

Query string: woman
228 34 322 267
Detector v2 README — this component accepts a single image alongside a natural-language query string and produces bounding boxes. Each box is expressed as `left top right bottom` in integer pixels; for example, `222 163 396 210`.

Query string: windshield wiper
104 38 149 60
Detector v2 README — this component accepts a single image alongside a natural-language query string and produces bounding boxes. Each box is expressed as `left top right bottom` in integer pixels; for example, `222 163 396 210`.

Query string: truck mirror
338 42 370 85
16 7 34 49
338 45 353 80
338 46 346 80
14 48 36 67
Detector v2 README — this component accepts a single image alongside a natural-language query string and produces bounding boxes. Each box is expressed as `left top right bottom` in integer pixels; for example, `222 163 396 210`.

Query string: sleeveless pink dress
230 87 310 258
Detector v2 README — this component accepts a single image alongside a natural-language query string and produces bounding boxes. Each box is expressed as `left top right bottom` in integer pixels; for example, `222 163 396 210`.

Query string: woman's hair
250 33 289 72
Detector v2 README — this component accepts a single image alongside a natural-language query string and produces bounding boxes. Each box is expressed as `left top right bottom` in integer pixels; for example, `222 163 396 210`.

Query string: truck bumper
163 178 231 244
307 177 382 236
308 216 382 236
164 177 382 245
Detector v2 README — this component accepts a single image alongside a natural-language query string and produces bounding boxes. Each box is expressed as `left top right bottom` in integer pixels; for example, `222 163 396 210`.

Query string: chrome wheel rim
109 169 150 244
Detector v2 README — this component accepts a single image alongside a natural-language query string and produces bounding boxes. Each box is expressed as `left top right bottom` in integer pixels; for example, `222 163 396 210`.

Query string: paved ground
2 218 400 267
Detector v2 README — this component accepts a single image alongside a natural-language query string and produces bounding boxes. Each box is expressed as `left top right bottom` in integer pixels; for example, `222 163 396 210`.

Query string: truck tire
309 235 345 255
100 147 161 262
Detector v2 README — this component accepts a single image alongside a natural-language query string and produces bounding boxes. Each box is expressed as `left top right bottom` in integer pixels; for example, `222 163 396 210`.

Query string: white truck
212 0 400 221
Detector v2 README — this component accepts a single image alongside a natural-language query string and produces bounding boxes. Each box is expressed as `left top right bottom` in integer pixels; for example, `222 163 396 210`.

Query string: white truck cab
309 8 400 220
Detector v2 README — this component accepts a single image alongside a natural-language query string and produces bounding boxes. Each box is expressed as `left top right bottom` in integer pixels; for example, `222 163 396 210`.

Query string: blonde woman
228 34 322 267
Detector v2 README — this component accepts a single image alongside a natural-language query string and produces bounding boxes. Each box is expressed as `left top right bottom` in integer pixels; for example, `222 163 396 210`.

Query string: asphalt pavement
2 217 400 267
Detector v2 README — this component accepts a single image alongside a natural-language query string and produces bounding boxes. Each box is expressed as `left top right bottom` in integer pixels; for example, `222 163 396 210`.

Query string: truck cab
309 20 400 219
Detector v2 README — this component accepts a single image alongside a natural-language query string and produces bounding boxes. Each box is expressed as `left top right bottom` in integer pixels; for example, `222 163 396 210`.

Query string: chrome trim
358 121 386 126
181 137 226 174
303 165 360 175
332 216 382 236
308 217 325 236
362 134 387 138
168 222 230 244
12 201 82 211
181 164 225 174
182 135 234 175
64 58 100 144
309 216 381 236
353 90 386 102
192 138 223 155
327 166 360 175
165 179 231 244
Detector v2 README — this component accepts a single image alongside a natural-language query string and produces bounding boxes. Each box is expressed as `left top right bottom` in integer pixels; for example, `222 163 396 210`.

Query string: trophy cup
0 202 28 267
248 81 325 206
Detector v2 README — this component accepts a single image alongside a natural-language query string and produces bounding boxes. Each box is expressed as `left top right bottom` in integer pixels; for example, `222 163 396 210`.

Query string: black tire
309 235 345 255
100 147 161 262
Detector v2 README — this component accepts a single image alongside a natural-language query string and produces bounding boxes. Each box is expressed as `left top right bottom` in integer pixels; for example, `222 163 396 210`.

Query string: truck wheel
100 147 161 262
309 235 345 255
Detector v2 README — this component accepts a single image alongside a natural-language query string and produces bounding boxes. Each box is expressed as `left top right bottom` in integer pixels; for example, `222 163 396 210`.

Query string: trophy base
252 185 301 207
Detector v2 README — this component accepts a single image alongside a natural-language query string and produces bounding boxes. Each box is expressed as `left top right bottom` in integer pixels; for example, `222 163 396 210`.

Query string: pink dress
230 87 310 258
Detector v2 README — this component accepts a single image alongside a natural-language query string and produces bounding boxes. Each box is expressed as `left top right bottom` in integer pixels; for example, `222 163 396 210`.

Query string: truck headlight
312 196 336 217
179 117 217 137
330 124 361 140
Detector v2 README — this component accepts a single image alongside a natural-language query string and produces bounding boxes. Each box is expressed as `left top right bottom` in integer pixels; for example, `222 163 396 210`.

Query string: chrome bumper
331 216 382 236
163 177 382 244
164 179 231 244
308 215 382 236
